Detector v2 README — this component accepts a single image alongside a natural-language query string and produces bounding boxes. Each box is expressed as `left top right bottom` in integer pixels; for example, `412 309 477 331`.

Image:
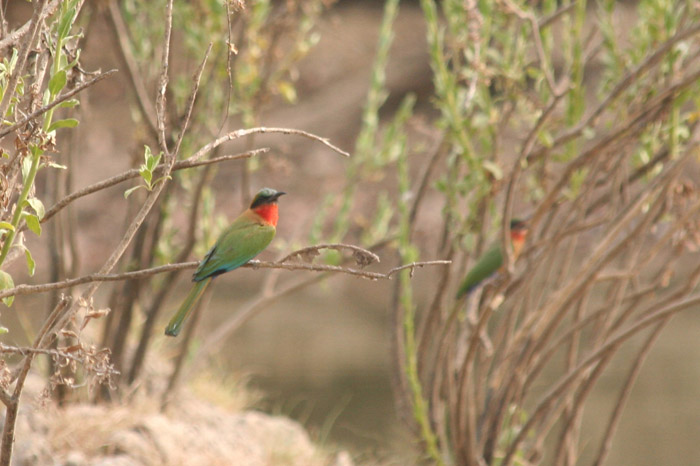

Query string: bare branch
187 126 350 162
106 1 158 136
0 256 451 300
41 148 268 225
277 243 380 267
155 0 174 154
0 69 118 140
0 0 47 122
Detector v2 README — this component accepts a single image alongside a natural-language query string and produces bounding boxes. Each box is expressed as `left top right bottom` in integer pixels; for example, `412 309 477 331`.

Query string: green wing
193 216 275 281
456 245 504 298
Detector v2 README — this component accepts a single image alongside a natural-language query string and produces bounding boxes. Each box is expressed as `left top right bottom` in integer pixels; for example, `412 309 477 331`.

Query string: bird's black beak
272 191 286 201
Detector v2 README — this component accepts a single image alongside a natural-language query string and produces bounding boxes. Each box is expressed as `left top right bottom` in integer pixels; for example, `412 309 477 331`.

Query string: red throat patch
253 203 279 226
511 229 527 243
511 229 528 258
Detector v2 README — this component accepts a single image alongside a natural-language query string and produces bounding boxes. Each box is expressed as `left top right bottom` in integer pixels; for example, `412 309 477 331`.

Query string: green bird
165 187 285 337
456 219 529 298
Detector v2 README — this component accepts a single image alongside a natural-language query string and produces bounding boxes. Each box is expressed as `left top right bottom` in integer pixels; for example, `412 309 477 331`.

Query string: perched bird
165 188 285 337
456 219 529 298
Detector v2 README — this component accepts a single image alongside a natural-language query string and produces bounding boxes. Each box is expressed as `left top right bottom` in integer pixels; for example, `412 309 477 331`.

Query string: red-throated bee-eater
456 219 529 298
165 188 285 337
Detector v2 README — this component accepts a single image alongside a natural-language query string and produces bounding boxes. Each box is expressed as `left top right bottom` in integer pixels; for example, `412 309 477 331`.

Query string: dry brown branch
155 0 173 154
187 126 350 162
501 0 568 96
0 1 61 51
0 257 450 301
0 0 47 122
106 0 159 137
40 148 268 226
501 291 700 465
0 69 118 140
526 23 700 164
41 0 180 353
277 243 380 266
127 161 216 384
0 296 71 466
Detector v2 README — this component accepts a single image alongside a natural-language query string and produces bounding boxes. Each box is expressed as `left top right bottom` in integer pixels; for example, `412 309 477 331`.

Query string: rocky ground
9 375 352 466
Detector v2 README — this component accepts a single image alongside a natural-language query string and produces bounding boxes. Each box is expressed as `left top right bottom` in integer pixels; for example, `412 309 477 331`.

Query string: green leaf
124 185 143 199
48 70 67 96
21 156 32 181
47 118 79 133
482 160 503 180
0 327 8 335
277 81 297 103
57 6 77 39
24 248 35 276
46 161 67 169
139 167 152 186
0 222 14 232
58 99 80 108
26 197 45 220
0 270 14 307
24 213 41 236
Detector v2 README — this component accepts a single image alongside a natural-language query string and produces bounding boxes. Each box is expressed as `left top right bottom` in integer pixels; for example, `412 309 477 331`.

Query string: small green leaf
58 99 80 108
46 161 67 169
48 70 67 96
24 213 41 236
139 167 152 186
124 185 143 199
57 6 77 39
21 156 32 181
0 270 14 307
26 197 45 220
24 248 35 276
0 222 14 232
0 326 8 335
47 118 79 133
482 160 503 180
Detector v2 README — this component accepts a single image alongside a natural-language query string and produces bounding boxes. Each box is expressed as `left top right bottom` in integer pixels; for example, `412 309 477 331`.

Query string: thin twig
277 243 380 266
0 296 70 466
0 257 451 300
501 0 567 96
155 0 174 154
0 69 118 140
526 23 700 164
0 343 91 363
172 42 211 157
0 0 61 51
187 126 350 162
501 291 700 465
42 0 178 350
106 0 158 137
41 148 268 225
0 0 47 123
537 2 576 29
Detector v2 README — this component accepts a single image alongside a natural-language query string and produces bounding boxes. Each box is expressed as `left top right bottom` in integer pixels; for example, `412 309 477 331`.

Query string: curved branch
41 148 269 225
277 243 380 266
187 126 350 162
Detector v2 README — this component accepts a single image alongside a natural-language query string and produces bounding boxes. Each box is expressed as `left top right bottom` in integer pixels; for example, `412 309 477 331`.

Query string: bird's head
250 188 286 208
249 188 285 226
